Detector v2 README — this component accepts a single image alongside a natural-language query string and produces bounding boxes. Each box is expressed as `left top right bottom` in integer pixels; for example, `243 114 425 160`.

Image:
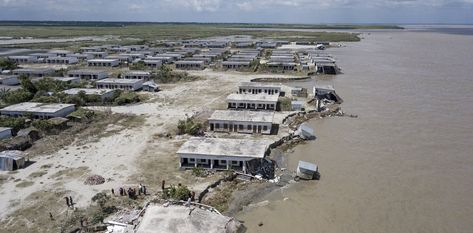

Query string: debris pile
246 158 275 179
84 175 105 185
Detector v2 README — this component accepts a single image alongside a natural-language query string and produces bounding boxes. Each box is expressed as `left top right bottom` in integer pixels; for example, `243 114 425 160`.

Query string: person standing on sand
111 188 115 196
65 197 70 207
69 196 73 207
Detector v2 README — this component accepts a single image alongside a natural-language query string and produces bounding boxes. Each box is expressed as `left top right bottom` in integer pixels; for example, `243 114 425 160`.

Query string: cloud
166 0 222 12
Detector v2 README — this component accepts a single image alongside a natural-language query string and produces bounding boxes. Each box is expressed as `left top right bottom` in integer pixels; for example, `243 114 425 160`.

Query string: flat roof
227 93 279 102
124 71 151 76
209 110 274 123
239 82 281 89
88 59 118 62
96 78 143 84
175 60 205 64
136 205 233 233
68 69 108 75
51 77 80 81
222 61 250 65
1 102 75 113
0 127 12 132
64 88 115 95
13 68 55 73
177 137 270 159
0 150 25 160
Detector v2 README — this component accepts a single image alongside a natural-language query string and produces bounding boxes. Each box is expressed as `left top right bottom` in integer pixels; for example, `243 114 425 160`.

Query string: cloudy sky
0 0 472 24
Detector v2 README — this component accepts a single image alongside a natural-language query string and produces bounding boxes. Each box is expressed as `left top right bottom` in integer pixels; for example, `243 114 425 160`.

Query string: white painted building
123 71 151 80
96 78 143 91
0 127 12 139
63 88 115 101
0 102 76 119
48 50 73 57
227 93 279 111
45 56 79 64
51 76 81 84
0 75 20 85
239 82 281 95
143 60 162 69
208 110 274 135
67 69 108 80
222 61 251 69
87 59 120 67
13 68 55 78
8 56 38 64
177 137 271 173
175 60 205 70
84 51 108 58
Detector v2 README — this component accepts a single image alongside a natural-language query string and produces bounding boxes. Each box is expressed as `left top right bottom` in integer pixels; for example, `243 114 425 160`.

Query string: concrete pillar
243 161 247 173
179 158 183 168
211 160 214 169
194 160 198 168
226 160 230 170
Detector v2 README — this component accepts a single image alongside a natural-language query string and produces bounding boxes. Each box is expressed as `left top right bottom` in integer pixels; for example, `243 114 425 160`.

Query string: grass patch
49 166 90 179
28 171 48 179
15 180 34 188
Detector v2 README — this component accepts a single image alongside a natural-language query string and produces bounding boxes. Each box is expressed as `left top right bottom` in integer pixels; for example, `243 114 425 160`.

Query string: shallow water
238 30 473 233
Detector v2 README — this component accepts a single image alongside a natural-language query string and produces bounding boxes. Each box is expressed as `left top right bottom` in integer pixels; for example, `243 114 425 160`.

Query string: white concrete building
87 59 119 67
8 56 37 64
48 50 73 57
84 51 108 58
0 75 20 86
208 110 274 135
96 78 143 91
143 60 162 69
239 82 281 95
45 56 79 64
123 71 151 80
227 93 278 111
63 88 115 101
13 68 55 78
175 60 205 70
0 127 12 139
67 69 108 80
0 102 75 119
177 137 271 173
51 76 81 84
222 61 251 69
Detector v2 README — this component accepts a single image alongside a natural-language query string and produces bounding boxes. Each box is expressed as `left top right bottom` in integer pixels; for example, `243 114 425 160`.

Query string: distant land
0 21 404 29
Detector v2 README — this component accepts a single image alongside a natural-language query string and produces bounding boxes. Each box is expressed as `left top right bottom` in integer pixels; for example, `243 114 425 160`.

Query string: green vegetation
0 23 364 45
279 97 293 111
163 184 192 201
192 167 207 177
0 58 18 70
0 116 27 131
177 116 204 136
153 65 199 83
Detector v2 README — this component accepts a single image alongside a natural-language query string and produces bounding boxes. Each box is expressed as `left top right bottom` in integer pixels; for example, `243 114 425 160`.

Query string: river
237 29 473 233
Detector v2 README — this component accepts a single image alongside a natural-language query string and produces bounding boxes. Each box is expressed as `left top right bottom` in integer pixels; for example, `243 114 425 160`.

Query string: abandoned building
96 78 143 91
177 137 271 173
123 71 151 80
267 62 297 71
12 68 55 78
175 60 205 70
51 76 81 84
63 88 115 101
143 60 162 69
0 75 20 86
208 110 274 135
84 51 108 59
87 59 120 67
0 127 12 139
227 93 279 111
222 61 251 69
0 150 26 171
142 80 160 92
67 69 108 80
8 56 38 64
45 56 79 64
48 49 73 57
0 102 76 119
238 82 281 95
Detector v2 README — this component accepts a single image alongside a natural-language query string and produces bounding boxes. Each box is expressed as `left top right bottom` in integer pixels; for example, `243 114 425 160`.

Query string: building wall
208 119 272 135
177 153 257 173
227 101 276 111
239 87 281 95
0 129 12 139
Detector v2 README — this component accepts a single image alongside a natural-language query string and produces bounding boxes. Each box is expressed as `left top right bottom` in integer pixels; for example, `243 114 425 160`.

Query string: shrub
113 91 140 105
0 116 27 131
31 120 55 132
165 185 191 201
2 89 34 105
177 117 203 136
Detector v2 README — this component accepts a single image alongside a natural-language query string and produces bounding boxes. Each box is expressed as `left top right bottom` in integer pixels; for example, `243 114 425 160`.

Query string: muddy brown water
237 30 473 233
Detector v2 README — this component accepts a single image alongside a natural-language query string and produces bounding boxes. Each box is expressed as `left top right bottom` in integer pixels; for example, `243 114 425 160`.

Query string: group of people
111 183 147 199
64 196 74 208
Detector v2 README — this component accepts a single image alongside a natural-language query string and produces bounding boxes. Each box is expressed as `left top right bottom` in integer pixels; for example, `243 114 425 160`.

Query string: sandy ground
0 69 307 231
